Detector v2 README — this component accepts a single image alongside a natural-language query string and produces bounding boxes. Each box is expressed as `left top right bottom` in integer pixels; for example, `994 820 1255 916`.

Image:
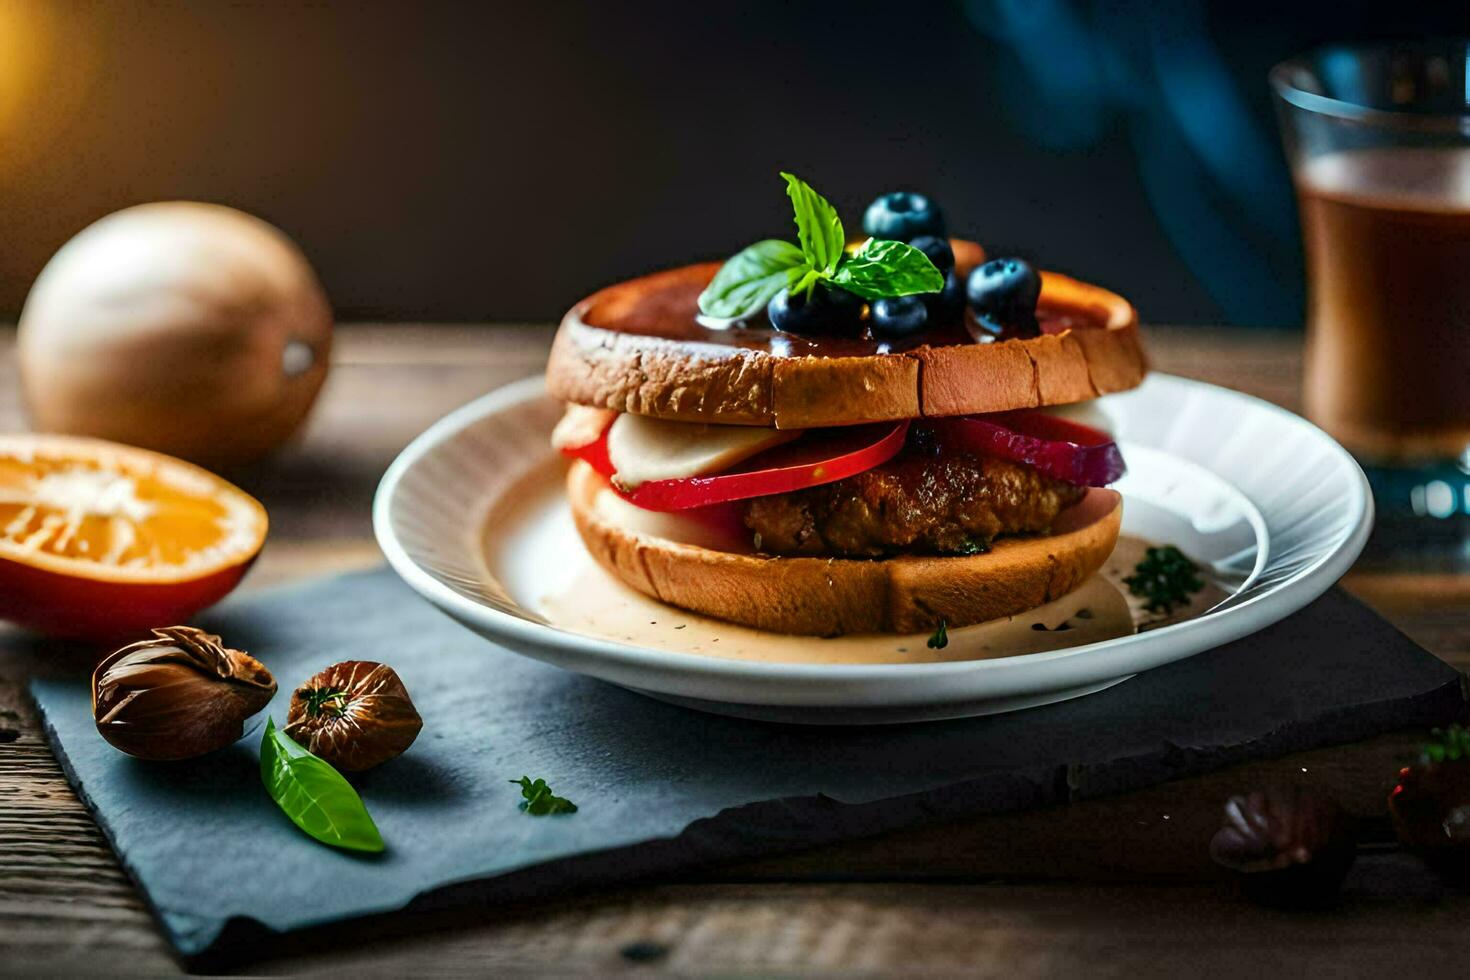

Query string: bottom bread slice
565 460 1122 636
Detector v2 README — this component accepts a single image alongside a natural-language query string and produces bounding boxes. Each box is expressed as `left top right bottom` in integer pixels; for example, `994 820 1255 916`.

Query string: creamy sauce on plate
534 535 1228 665
539 566 1135 665
482 460 1230 666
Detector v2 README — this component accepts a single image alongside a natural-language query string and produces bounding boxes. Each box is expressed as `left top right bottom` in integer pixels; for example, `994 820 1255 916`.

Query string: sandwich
547 174 1145 637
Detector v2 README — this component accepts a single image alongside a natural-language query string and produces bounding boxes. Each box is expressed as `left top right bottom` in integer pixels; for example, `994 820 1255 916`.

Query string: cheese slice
605 414 799 490
551 405 617 452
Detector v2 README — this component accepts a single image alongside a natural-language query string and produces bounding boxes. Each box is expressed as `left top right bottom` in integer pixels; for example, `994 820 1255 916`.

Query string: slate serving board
29 566 1469 968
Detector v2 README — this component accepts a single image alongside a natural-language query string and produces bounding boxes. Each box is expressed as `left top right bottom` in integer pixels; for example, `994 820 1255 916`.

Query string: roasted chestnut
284 661 422 771
92 626 276 760
1209 786 1357 907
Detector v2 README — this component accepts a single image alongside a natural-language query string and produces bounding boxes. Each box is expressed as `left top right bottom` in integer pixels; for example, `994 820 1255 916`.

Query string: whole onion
18 202 333 469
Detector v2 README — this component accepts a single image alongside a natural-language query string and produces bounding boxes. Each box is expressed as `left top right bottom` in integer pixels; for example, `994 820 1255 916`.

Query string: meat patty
743 448 1085 557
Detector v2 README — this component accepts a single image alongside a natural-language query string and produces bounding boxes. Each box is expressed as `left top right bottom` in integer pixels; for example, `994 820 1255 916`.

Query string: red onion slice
931 410 1126 486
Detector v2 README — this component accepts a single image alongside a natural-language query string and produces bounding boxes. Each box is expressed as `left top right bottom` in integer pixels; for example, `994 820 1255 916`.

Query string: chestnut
92 626 276 761
1209 786 1357 907
284 661 422 771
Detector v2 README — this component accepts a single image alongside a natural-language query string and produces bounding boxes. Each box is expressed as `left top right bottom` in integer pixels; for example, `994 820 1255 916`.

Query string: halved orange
0 434 267 640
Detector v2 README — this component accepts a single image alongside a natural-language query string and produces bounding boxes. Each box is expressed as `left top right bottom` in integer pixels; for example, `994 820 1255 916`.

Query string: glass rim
1270 39 1470 133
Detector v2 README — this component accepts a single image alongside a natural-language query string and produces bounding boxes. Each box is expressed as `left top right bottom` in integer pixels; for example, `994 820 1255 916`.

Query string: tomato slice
568 422 616 480
928 410 1125 486
565 420 909 511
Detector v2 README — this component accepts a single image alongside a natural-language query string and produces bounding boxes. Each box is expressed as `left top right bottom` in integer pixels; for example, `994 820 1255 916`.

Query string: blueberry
862 191 945 241
870 295 929 339
966 257 1041 338
967 309 1041 343
824 284 865 320
767 284 864 335
908 235 954 274
766 288 804 332
925 269 966 325
967 312 1005 343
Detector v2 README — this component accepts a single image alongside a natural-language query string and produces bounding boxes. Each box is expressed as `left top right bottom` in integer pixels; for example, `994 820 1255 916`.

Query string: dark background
1 1 1465 326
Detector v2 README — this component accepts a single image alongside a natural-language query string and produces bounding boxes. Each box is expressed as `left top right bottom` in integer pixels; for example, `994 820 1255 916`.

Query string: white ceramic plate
374 373 1372 724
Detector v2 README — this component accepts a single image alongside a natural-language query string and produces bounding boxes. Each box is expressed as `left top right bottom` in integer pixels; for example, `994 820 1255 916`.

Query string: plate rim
373 373 1373 694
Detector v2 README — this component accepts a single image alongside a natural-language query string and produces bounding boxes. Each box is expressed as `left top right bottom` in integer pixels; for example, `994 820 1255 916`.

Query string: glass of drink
1272 40 1470 563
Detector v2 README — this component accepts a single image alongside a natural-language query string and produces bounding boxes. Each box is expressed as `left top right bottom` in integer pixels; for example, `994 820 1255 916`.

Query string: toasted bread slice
547 239 1145 428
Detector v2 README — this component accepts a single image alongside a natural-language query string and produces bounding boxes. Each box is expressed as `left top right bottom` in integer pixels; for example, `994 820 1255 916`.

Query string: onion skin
17 202 333 470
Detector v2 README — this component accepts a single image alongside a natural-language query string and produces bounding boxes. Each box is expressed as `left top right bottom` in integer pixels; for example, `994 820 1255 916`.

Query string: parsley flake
1123 545 1204 614
510 775 578 815
927 619 949 649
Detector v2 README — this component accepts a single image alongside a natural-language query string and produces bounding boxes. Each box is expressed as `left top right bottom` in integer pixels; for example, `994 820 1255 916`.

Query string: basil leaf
698 239 806 319
780 172 845 275
830 238 945 300
261 718 384 852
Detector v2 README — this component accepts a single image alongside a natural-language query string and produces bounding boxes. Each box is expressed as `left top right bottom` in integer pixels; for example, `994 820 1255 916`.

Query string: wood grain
3 323 1468 976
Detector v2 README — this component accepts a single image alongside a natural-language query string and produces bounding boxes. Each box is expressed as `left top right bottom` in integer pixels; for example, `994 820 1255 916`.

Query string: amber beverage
1297 147 1470 462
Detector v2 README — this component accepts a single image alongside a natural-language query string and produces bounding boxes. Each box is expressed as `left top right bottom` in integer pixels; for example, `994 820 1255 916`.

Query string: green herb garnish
927 619 949 649
1123 545 1205 614
830 237 944 299
260 718 384 852
1418 725 1470 765
697 173 943 319
698 239 806 320
300 687 348 718
510 775 578 815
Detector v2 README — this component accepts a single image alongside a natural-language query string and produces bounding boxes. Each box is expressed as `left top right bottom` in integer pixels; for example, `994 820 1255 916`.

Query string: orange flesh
0 440 265 581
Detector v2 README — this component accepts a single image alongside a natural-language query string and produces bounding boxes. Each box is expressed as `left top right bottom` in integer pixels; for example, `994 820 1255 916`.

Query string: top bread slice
546 239 1146 429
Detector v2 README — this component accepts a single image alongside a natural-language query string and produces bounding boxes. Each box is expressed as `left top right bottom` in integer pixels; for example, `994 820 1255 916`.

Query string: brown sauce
581 275 1097 359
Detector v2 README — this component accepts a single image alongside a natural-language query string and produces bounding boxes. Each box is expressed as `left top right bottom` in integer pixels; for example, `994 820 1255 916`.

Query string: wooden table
3 324 1468 977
